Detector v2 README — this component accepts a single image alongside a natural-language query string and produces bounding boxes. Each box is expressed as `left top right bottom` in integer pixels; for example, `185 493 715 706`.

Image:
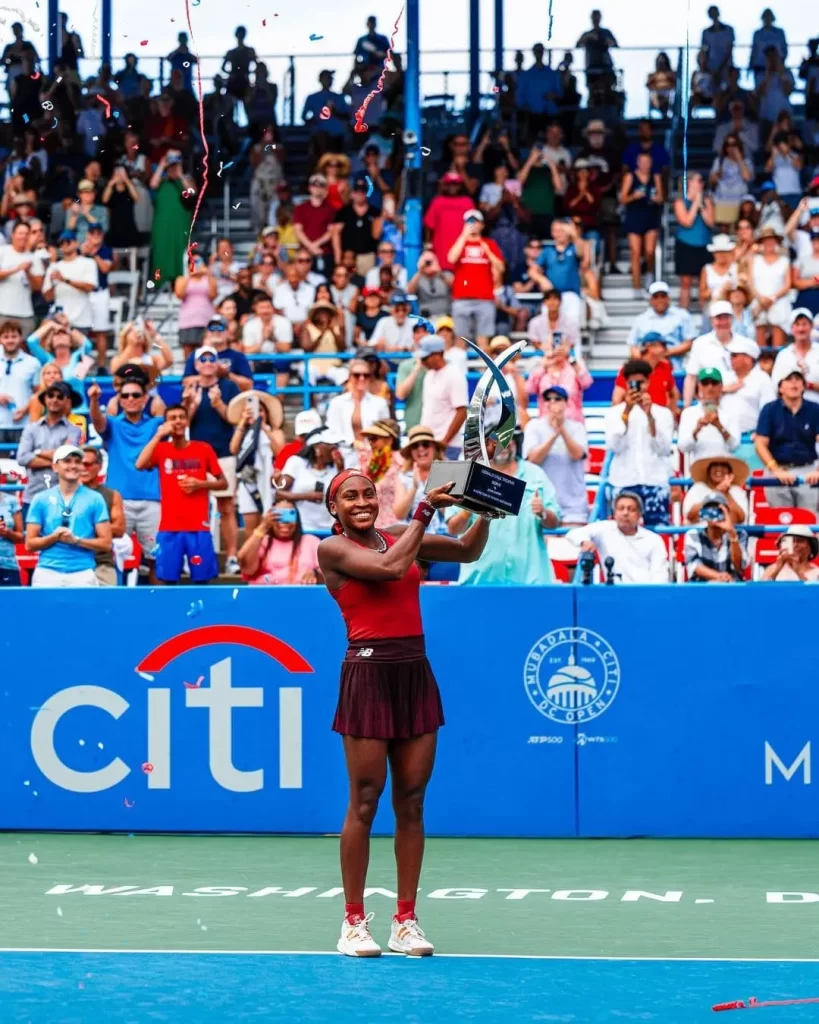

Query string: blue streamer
547 0 554 42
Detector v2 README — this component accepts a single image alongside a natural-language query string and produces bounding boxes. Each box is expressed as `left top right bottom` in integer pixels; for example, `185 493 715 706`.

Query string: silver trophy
425 338 527 516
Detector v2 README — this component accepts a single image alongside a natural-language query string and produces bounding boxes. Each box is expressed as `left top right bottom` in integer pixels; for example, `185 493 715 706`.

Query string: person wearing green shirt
445 428 561 585
395 335 427 431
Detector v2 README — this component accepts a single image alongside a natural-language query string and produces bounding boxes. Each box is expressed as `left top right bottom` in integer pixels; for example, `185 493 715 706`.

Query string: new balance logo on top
357 649 373 658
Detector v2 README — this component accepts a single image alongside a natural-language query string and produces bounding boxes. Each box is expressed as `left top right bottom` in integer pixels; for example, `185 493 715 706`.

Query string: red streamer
714 996 819 1011
183 0 210 272
95 94 111 119
353 5 404 134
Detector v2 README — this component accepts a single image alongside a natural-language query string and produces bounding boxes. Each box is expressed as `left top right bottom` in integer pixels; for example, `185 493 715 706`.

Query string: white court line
0 949 817 963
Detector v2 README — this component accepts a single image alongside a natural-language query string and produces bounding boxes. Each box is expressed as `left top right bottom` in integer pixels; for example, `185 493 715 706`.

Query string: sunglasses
351 371 372 379
45 390 65 399
412 440 433 449
197 354 217 363
120 391 144 399
296 257 312 263
543 395 566 403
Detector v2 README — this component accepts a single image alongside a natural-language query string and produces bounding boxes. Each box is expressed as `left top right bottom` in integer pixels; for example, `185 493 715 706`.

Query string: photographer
149 151 197 287
238 501 321 585
102 161 142 249
762 524 819 582
683 491 748 583
447 210 505 353
604 359 674 527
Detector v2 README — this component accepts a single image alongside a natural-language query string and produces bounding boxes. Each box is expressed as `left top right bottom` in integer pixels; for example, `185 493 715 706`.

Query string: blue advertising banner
574 584 819 838
0 586 576 837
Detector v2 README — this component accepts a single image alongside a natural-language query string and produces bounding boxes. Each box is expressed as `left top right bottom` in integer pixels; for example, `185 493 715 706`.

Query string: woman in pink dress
238 501 321 585
356 420 404 529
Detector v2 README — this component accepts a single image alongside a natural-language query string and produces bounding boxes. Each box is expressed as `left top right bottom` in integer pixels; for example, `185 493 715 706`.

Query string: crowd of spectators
0 11 818 588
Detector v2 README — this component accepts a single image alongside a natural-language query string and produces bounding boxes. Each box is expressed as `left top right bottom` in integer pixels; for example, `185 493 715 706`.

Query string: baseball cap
307 427 343 447
261 226 279 238
701 490 729 509
442 171 463 183
435 316 454 331
115 363 150 385
352 176 369 193
361 286 381 298
463 209 484 222
727 337 760 359
165 151 183 166
639 332 668 347
77 178 95 193
194 345 219 360
58 230 77 243
391 291 411 306
294 408 323 436
308 173 327 187
698 367 723 383
418 336 445 359
206 315 227 332
542 383 569 400
710 300 733 318
648 281 670 295
808 200 819 215
53 444 83 463
87 222 104 233
760 180 776 192
791 307 814 326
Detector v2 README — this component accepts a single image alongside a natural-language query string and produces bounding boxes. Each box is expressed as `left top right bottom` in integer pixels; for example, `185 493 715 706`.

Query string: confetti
232 588 239 599
190 555 202 565
421 146 431 156
78 739 85 746
31 71 41 80
124 798 135 808
28 853 38 865
23 780 29 787
232 203 241 209
353 5 404 134
184 676 204 689
182 188 196 199
183 61 191 67
262 18 266 26
365 175 373 197
97 742 104 750
216 160 234 178
197 918 208 931
141 762 154 773
137 671 155 681
186 599 204 618
309 33 324 41
146 281 155 290
140 40 148 46
95 94 112 119
56 906 63 917
319 106 331 120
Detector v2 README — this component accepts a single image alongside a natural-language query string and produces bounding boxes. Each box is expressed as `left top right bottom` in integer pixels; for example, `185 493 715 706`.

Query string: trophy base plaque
426 459 525 516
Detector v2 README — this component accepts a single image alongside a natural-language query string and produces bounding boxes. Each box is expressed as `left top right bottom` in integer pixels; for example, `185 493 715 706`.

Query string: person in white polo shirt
678 366 741 463
418 335 469 460
683 299 737 406
25 444 112 588
721 336 775 465
566 491 669 584
772 309 819 402
369 291 415 352
41 230 98 334
0 221 45 338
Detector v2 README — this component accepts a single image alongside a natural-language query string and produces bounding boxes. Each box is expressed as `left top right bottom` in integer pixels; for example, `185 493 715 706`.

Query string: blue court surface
3 952 819 1022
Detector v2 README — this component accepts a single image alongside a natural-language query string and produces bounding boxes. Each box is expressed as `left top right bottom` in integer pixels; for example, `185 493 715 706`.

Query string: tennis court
4 833 819 1021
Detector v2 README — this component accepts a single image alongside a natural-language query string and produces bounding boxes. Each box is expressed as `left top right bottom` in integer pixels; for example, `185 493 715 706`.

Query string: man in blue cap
626 281 695 369
418 335 468 459
370 291 414 352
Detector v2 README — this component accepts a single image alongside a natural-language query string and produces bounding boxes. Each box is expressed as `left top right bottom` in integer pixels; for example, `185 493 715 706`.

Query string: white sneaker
224 556 241 576
388 915 435 956
337 912 382 957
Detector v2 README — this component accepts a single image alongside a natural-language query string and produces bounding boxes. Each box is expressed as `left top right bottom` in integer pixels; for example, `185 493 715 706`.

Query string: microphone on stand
579 550 595 585
604 556 616 585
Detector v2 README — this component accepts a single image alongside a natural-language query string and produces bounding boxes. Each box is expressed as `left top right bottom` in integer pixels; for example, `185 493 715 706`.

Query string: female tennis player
318 468 496 957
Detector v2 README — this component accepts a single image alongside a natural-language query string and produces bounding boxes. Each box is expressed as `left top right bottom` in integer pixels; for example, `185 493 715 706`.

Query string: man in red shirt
292 173 336 277
446 210 505 352
135 405 227 584
423 172 476 271
612 333 680 415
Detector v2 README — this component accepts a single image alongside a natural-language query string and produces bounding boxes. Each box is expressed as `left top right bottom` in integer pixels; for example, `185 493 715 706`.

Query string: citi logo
30 626 314 795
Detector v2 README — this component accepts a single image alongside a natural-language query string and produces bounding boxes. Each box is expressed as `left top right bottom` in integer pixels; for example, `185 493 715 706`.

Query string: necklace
343 528 387 553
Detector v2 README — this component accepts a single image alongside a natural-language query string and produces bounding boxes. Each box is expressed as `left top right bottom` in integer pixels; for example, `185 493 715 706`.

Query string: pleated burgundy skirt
332 636 445 740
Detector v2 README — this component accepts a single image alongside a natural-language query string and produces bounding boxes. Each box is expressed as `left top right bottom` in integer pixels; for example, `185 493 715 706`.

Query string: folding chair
108 269 140 324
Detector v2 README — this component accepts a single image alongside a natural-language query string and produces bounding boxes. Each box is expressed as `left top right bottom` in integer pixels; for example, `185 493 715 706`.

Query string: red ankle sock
345 903 365 924
395 899 416 922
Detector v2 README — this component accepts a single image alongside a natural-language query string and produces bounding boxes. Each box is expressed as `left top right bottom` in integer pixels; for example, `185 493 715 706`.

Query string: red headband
326 469 362 506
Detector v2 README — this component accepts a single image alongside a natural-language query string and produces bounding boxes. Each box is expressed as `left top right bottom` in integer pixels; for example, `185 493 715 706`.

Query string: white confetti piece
28 853 38 865
23 780 29 787
56 906 63 917
33 791 38 797
78 739 85 746
138 671 155 681
232 588 239 599
97 742 104 750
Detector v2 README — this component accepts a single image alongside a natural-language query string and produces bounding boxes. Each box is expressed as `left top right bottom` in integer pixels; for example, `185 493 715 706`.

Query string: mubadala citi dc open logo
524 628 620 724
